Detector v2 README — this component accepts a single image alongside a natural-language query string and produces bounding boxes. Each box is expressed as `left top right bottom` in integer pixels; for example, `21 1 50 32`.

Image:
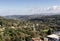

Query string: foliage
0 15 60 41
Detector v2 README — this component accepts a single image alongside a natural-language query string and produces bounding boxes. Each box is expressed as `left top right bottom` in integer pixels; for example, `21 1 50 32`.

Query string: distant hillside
3 14 60 29
3 14 60 20
0 14 60 31
3 14 44 20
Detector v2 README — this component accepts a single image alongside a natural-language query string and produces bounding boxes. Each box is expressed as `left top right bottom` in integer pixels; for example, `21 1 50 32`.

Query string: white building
44 31 60 41
47 34 60 41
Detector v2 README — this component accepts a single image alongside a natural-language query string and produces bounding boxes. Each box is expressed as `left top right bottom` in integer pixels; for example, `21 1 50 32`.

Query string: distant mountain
3 14 60 20
3 14 44 20
2 14 60 30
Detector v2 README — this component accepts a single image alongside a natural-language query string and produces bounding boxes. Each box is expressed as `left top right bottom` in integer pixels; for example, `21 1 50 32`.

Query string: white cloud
28 6 60 14
49 6 60 10
25 6 60 15
0 5 60 16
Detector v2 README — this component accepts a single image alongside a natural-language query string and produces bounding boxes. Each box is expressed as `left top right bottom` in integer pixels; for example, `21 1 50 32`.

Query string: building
32 38 43 41
46 31 60 41
47 34 60 41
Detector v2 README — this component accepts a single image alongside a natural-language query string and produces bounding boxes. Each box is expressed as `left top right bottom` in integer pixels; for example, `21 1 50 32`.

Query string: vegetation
0 15 60 41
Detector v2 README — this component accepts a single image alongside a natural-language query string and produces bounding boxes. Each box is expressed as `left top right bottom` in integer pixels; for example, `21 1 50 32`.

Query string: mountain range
3 13 60 20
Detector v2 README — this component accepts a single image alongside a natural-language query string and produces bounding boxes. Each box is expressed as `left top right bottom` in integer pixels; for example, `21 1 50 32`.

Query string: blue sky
0 0 60 16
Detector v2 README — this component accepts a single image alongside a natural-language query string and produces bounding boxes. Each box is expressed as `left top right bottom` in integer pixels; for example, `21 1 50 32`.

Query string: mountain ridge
3 14 60 20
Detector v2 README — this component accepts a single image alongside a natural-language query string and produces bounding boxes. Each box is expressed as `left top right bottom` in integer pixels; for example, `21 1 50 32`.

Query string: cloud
28 6 60 14
47 6 60 10
45 6 60 13
25 6 60 15
0 5 60 16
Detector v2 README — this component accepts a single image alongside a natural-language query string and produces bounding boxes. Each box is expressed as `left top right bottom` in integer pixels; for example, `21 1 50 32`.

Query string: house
44 31 60 41
32 38 43 41
47 34 60 41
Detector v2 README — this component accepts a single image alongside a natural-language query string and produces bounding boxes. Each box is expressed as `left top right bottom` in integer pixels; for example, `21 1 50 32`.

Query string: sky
0 0 60 16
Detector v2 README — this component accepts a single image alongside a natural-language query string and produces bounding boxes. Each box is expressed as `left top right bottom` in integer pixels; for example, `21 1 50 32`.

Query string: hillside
0 14 59 41
3 14 44 20
2 14 60 29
